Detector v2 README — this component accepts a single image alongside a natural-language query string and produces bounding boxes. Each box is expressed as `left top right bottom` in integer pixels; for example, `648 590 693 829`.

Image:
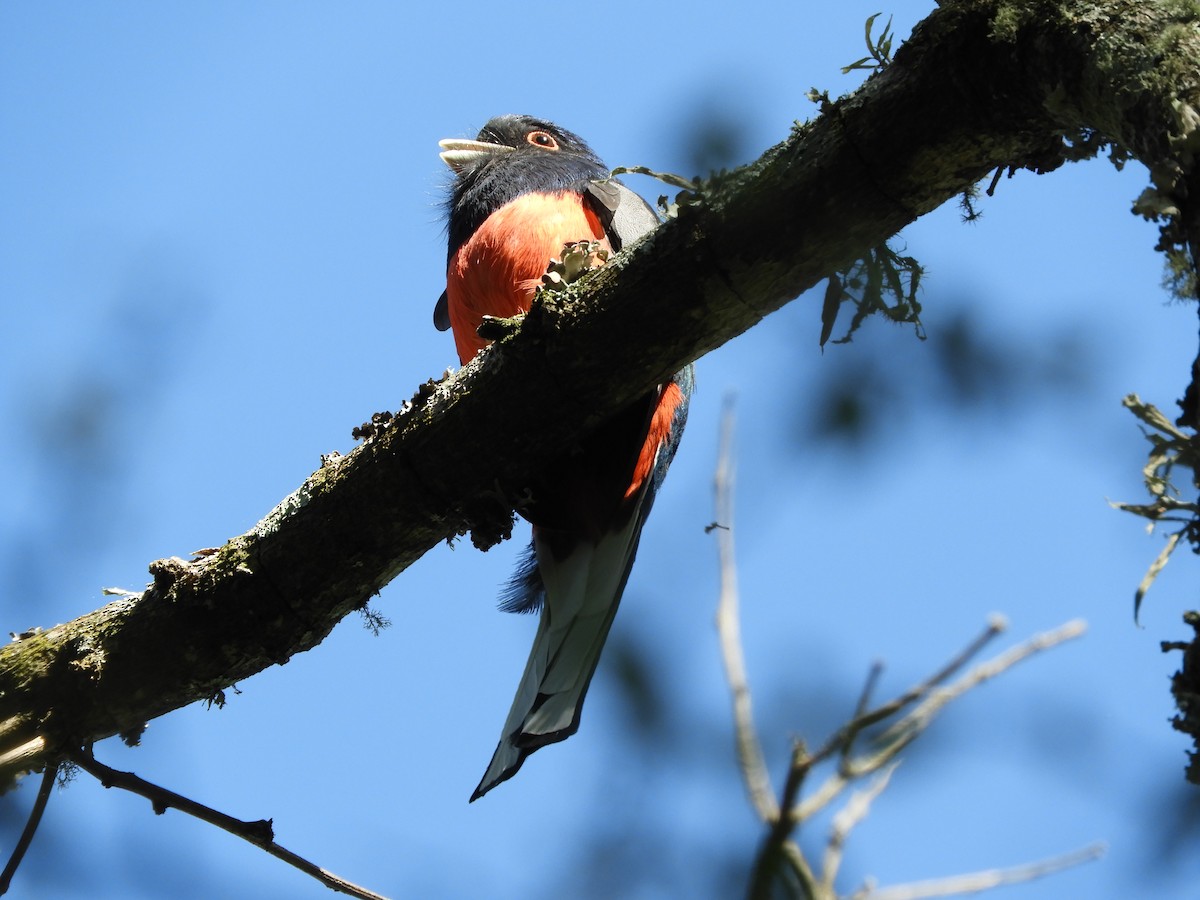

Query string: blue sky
2 2 1198 898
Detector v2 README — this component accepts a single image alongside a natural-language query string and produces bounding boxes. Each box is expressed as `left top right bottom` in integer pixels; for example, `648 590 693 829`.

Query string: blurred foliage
678 102 755 179
0 249 209 896
2 250 203 615
660 84 762 179
800 305 1090 450
1147 752 1200 859
554 629 754 899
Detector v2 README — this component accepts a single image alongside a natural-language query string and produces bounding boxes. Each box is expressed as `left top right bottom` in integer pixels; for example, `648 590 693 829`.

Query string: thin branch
851 842 1106 900
849 663 885 730
798 619 1086 824
828 617 1008 768
713 399 779 824
781 841 820 899
743 617 1089 898
749 617 1007 898
871 619 1088 754
0 761 57 895
749 742 820 899
70 748 389 900
821 764 899 894
791 618 1008 824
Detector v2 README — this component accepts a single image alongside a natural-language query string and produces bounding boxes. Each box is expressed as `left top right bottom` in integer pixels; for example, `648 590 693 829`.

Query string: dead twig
849 842 1106 899
710 410 1099 898
714 398 778 824
0 761 58 895
70 747 389 900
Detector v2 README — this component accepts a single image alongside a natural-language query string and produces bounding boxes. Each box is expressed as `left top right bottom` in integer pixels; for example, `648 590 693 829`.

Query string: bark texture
2 0 1198 789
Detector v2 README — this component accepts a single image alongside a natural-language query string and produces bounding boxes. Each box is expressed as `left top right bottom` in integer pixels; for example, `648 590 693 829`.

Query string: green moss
1162 0 1200 18
990 1 1039 42
0 631 57 695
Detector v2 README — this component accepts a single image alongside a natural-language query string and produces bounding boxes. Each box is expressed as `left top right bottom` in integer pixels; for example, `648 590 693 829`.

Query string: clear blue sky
2 2 1198 898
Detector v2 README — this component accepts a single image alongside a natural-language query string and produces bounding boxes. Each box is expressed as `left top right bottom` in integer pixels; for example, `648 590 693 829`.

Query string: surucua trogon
435 114 693 800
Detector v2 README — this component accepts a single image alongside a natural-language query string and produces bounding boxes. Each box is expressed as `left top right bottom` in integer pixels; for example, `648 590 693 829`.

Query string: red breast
445 191 607 364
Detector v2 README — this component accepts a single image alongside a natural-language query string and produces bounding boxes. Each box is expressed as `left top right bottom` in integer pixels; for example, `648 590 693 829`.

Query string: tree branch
713 399 780 824
742 619 1090 898
850 843 1107 900
68 747 389 900
0 762 56 895
3 0 1197 788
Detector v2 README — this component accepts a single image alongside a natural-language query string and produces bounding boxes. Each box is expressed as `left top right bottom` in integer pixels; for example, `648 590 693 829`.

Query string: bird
435 114 693 801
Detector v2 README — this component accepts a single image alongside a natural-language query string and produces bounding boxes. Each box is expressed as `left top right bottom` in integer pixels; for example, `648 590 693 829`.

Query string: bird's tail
470 514 645 801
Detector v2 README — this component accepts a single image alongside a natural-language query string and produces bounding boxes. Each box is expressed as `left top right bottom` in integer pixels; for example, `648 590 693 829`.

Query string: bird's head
438 114 602 176
440 114 609 259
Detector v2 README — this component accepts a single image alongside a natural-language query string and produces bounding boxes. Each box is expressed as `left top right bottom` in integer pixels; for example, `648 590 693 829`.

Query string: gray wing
582 179 659 250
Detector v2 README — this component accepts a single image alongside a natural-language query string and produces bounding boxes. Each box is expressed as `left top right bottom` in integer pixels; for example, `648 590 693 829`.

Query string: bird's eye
526 130 559 150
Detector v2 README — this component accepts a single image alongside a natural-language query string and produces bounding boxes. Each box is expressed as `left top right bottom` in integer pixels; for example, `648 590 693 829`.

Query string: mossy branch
2 0 1198 794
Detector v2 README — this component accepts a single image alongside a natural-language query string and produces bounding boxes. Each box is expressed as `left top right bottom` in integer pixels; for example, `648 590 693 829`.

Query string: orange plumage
445 192 607 364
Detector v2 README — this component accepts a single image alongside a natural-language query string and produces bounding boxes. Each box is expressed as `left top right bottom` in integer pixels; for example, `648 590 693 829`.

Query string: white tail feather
471 500 647 800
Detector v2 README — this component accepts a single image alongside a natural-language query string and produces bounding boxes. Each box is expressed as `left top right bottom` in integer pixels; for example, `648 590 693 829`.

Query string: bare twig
797 619 1087 827
826 618 1008 769
871 619 1088 755
70 747 389 900
787 617 1004 826
739 619 1089 900
848 663 885 734
786 618 1007 828
709 390 1096 900
850 842 1106 899
0 761 58 895
713 399 779 824
821 764 898 893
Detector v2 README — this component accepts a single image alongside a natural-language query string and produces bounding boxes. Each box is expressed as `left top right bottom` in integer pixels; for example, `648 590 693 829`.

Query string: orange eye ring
526 130 560 150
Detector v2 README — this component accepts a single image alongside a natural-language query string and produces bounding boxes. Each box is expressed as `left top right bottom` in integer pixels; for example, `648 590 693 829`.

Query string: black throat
445 146 608 261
